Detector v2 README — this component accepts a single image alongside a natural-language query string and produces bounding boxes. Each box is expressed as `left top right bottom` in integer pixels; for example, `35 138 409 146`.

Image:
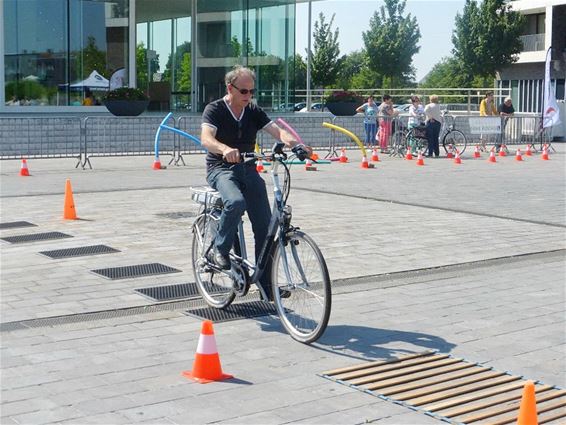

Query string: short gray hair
225 65 256 86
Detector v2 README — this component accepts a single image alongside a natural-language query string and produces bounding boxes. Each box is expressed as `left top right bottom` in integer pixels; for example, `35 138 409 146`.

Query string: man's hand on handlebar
291 144 312 161
222 147 241 163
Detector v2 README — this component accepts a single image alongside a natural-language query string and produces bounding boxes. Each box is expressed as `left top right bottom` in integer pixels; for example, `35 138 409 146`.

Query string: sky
295 0 467 82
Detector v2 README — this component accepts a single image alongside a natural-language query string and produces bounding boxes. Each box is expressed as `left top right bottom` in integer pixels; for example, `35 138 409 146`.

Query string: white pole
306 1 312 111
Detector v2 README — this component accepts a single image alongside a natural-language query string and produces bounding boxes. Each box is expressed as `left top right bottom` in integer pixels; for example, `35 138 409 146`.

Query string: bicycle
190 143 331 344
440 111 467 155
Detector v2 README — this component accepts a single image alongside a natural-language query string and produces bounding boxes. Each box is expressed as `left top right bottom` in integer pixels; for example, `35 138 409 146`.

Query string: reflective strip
196 334 218 355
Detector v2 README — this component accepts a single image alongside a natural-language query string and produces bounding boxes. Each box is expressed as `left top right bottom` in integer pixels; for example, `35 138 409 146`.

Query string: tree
291 54 307 90
452 0 525 84
420 56 467 89
363 0 420 88
73 36 107 81
163 41 191 90
310 12 341 88
336 50 366 89
136 42 159 90
178 53 191 92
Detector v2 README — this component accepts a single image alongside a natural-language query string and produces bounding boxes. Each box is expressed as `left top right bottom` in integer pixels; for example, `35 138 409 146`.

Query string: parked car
277 103 295 112
394 103 412 113
294 102 306 111
298 102 326 112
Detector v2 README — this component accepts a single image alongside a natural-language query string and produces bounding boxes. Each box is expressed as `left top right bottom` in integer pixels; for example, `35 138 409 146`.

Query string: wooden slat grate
321 352 565 424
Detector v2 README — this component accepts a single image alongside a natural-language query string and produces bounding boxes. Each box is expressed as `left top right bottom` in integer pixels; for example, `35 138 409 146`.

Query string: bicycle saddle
190 186 223 208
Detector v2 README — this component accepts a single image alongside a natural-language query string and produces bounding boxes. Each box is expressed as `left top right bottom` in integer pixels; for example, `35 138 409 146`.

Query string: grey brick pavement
1 146 565 424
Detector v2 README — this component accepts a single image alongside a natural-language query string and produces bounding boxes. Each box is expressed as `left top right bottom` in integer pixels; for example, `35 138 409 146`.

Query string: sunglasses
231 84 256 96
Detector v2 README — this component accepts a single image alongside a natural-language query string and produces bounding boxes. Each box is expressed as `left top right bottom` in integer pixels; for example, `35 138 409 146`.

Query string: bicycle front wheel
442 130 467 155
271 230 331 344
191 213 235 309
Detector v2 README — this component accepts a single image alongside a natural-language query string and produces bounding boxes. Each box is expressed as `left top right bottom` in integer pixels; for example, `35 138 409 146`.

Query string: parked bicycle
440 110 467 155
190 143 331 344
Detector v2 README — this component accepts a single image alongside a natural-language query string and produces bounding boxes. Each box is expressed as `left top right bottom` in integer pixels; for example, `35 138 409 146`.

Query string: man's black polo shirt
202 97 271 171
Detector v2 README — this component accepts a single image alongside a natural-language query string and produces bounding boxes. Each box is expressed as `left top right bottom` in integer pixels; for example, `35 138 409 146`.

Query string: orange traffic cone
405 148 413 160
361 154 370 168
474 145 481 158
516 381 538 425
515 149 523 161
152 157 162 170
305 158 317 171
416 152 425 166
371 148 380 162
541 145 549 160
63 179 77 220
19 158 30 176
182 320 233 384
525 144 533 156
488 149 497 163
339 148 348 163
446 145 454 159
499 145 507 157
256 159 266 172
311 152 319 161
454 150 462 164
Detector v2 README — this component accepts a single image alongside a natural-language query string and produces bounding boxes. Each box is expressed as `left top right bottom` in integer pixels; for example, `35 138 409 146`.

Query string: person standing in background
407 95 425 154
496 96 515 151
479 92 498 150
377 94 398 153
356 95 379 146
424 95 442 157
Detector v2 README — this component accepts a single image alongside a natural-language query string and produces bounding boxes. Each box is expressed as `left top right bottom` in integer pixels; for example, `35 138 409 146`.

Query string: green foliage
452 0 525 83
420 56 468 88
178 53 192 92
136 42 160 90
5 80 45 100
311 13 341 88
336 50 365 90
325 90 364 104
104 87 148 101
291 54 307 90
363 0 421 88
163 41 191 90
73 36 107 80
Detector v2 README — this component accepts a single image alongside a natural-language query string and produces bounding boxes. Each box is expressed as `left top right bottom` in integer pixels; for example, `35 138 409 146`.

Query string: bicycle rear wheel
271 230 331 344
191 213 235 308
442 129 467 155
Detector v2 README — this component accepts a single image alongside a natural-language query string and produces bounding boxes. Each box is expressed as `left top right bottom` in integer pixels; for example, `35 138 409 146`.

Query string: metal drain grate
1 232 73 244
321 352 566 425
135 282 201 301
0 221 37 230
184 301 277 323
39 244 120 259
91 263 181 280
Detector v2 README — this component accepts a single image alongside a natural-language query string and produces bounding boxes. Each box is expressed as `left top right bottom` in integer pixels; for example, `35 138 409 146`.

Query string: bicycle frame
196 151 296 301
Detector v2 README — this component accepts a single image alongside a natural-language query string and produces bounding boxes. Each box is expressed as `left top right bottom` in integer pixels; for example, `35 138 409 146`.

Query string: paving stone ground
1 145 565 424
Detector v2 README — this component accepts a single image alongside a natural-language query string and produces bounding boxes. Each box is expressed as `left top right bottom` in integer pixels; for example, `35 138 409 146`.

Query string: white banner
543 47 561 128
468 117 502 134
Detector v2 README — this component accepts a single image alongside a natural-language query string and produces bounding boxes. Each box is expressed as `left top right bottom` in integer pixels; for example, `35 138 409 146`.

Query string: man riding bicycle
200 65 312 301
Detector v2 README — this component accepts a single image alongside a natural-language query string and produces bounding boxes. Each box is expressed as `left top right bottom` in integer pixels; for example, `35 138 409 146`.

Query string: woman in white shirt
424 95 442 157
408 95 424 154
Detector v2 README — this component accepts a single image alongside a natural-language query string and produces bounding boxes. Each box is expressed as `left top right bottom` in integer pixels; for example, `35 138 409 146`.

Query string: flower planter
104 99 149 116
325 102 361 116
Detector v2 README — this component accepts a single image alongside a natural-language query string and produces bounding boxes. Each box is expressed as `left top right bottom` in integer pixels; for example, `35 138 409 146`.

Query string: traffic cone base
541 147 549 160
488 151 497 163
182 321 233 384
371 148 380 162
339 148 348 163
525 145 533 156
515 149 523 161
152 159 163 170
416 152 424 166
63 179 78 220
361 155 370 168
19 159 30 176
516 381 538 425
474 145 481 158
256 159 266 172
405 150 413 160
446 152 454 159
454 153 462 164
498 148 507 157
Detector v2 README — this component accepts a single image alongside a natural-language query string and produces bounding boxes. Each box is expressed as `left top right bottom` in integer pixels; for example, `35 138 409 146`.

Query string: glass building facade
1 0 296 112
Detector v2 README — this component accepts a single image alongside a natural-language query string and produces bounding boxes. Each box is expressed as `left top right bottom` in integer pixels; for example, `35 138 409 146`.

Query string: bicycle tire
271 230 331 344
442 129 467 155
191 213 236 309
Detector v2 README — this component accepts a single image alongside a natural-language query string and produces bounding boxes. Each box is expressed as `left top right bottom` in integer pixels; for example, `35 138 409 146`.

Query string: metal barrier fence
0 116 82 165
0 113 556 167
82 116 175 168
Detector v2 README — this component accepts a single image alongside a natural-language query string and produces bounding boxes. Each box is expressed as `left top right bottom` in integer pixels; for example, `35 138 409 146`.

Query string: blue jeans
206 162 272 295
364 122 377 145
426 120 441 157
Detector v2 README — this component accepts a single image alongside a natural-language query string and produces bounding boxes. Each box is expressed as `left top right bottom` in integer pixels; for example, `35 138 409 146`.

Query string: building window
4 0 129 107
